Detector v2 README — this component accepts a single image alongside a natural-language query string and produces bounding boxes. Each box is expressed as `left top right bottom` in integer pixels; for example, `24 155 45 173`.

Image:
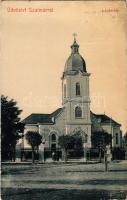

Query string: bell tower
61 35 91 147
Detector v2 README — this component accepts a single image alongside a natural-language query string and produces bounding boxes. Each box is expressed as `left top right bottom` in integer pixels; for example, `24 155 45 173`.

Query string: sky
1 1 127 133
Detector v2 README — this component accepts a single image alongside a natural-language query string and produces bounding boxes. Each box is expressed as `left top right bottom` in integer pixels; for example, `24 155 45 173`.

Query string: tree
1 95 25 161
58 135 74 162
58 133 83 162
25 131 42 163
91 130 112 171
123 132 127 149
122 132 127 160
72 132 83 151
92 130 111 146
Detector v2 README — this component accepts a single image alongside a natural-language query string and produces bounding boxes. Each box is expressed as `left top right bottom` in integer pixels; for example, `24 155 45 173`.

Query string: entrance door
51 143 56 151
50 133 57 151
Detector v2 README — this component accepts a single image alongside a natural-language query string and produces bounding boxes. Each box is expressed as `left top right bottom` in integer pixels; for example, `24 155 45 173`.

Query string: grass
1 161 127 200
1 188 127 200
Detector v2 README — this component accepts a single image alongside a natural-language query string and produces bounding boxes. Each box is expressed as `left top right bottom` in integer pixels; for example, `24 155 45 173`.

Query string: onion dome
64 38 87 73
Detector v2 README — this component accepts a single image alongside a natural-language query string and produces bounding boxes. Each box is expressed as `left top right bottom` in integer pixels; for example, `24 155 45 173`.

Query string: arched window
76 82 80 96
64 84 66 98
84 134 88 143
51 134 56 142
115 133 119 145
75 106 82 118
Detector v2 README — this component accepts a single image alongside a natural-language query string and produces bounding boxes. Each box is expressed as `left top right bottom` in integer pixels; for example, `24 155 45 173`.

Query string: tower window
64 84 66 98
76 82 80 96
75 106 82 118
115 133 119 145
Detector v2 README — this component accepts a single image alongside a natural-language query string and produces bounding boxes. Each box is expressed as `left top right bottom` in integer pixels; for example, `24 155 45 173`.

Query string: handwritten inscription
101 8 119 13
7 7 54 13
6 7 119 14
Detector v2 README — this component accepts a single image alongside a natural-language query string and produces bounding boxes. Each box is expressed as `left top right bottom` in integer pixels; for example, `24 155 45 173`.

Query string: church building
22 37 122 160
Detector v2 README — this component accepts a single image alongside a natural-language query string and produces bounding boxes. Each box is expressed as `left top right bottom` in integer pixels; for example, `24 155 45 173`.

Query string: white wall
101 124 121 147
23 110 66 149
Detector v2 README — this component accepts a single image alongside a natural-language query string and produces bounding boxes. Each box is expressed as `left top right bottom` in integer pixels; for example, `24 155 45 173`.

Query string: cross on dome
71 33 79 53
73 33 77 42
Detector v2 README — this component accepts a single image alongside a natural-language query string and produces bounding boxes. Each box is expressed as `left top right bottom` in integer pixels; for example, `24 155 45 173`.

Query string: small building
91 113 122 148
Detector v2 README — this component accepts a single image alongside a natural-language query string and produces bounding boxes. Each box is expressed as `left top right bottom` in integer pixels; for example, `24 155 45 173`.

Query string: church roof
22 113 52 124
64 39 87 73
22 108 63 124
22 108 120 127
91 112 121 126
51 108 63 117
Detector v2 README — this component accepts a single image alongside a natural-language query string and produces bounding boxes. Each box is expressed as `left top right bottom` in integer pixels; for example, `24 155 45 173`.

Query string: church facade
22 38 122 159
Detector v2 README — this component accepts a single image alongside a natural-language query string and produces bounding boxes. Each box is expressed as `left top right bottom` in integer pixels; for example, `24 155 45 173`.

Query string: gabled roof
51 108 63 118
22 113 52 124
22 108 120 126
22 108 63 124
91 112 121 126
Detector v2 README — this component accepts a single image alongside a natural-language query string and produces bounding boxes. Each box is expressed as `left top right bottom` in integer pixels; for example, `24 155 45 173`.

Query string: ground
1 160 127 200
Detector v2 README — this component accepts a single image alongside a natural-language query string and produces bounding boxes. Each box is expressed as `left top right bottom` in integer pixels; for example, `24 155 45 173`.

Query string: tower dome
64 38 87 73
